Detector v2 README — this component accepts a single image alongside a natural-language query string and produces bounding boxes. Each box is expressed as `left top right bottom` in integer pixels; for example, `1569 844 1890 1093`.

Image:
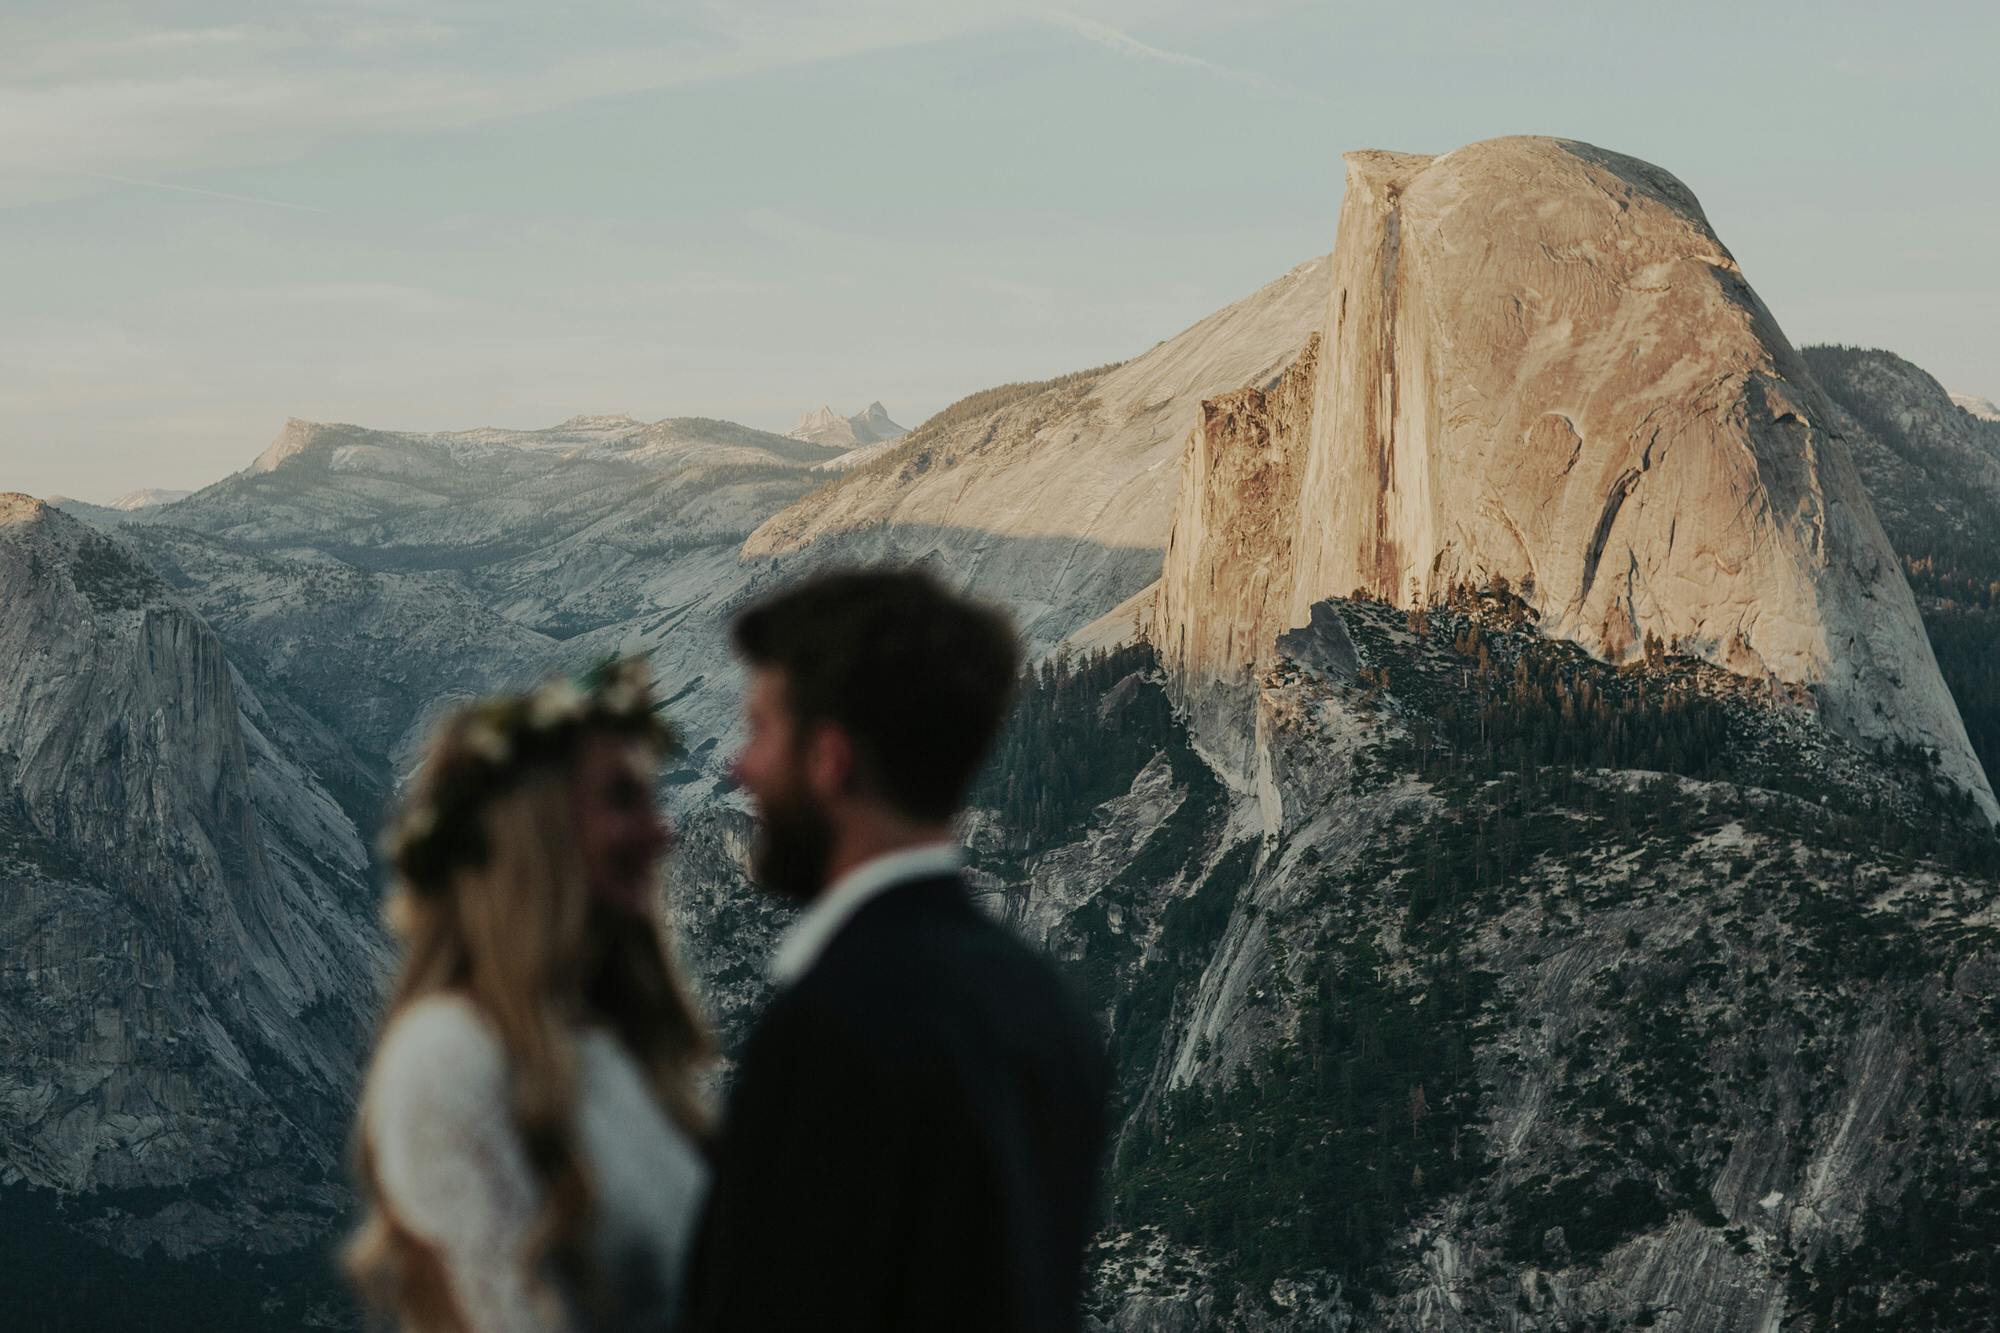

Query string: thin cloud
43 167 325 213
1040 10 1322 103
0 3 999 212
1042 10 1218 72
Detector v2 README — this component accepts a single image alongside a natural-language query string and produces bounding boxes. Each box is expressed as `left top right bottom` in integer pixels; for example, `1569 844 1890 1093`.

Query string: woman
347 658 713 1333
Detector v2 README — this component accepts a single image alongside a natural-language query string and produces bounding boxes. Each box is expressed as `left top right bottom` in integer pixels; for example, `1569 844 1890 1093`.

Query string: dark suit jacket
683 874 1111 1332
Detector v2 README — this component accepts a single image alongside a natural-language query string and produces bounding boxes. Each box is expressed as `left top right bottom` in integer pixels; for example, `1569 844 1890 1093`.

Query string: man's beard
751 784 835 903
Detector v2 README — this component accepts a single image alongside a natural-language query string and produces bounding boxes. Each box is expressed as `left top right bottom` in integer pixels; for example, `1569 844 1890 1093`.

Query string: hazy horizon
4 0 1996 503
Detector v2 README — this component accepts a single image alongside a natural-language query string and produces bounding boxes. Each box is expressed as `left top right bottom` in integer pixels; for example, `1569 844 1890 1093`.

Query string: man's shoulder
732 876 1111 1155
810 875 1053 988
782 877 1100 1059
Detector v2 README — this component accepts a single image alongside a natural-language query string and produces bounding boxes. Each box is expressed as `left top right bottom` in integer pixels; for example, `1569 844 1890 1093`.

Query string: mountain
45 489 193 526
1 409 857 1324
9 136 2000 1330
1951 391 2000 422
986 140 2000 1328
786 405 848 443
786 401 908 448
985 599 2000 1331
1155 139 1993 821
1803 345 2000 808
748 257 1329 653
0 495 387 1325
109 487 192 511
119 412 851 777
848 401 908 444
44 494 127 526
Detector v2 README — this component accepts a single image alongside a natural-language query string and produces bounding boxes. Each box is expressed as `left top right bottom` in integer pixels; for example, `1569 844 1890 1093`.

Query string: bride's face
571 733 671 914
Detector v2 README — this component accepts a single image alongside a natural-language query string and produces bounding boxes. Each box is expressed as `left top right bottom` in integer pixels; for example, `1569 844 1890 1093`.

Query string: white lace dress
363 995 709 1332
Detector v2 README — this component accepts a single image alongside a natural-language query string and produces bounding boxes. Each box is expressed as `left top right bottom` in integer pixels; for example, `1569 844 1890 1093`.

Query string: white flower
464 719 511 764
599 661 650 715
400 804 437 841
528 678 587 730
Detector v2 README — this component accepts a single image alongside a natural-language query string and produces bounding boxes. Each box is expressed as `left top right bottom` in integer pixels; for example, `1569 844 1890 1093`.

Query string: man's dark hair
731 567 1021 822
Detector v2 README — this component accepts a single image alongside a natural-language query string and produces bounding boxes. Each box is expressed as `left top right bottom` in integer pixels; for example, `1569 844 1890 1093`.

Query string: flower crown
388 656 675 894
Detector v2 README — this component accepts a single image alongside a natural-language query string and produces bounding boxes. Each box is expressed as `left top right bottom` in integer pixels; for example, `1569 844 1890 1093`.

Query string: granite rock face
1153 336 1321 783
744 257 1330 654
0 495 386 1254
1155 137 1992 817
786 401 908 449
1802 347 2000 544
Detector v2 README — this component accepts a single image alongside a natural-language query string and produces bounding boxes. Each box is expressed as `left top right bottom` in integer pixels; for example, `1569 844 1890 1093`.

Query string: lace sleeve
365 996 576 1333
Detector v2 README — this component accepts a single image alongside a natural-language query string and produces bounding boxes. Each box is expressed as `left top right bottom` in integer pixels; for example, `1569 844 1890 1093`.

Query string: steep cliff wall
1801 346 2000 792
1154 336 1320 778
1155 137 1994 817
0 494 386 1266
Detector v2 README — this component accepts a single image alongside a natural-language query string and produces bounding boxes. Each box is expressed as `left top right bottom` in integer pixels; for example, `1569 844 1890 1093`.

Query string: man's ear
802 720 855 803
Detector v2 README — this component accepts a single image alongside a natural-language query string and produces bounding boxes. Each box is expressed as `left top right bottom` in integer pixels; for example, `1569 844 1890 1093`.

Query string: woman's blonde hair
345 668 713 1331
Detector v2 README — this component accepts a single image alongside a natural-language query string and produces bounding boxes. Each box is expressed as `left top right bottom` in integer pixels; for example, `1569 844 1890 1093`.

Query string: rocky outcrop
1154 335 1320 779
1802 346 2000 544
786 401 908 448
1154 137 1994 817
1800 346 2000 799
1951 391 2000 422
0 495 386 1259
128 525 565 773
744 257 1331 653
848 400 906 443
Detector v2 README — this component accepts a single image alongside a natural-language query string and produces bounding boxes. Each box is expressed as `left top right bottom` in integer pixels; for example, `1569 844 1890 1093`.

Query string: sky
2 0 1995 502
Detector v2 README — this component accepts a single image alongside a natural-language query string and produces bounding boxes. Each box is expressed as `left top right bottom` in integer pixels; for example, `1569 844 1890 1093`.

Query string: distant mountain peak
251 418 351 473
1 491 52 525
786 401 908 448
790 405 840 431
108 487 192 511
1951 391 2000 422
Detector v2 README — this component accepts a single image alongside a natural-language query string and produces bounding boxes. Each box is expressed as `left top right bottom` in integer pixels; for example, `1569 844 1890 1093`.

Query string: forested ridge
977 586 2000 1325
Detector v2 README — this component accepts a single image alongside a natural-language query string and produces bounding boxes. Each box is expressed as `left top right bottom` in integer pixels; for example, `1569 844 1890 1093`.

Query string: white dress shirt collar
767 842 963 987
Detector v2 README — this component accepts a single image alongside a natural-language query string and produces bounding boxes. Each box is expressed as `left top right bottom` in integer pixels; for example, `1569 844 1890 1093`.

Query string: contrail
47 167 327 214
1043 10 1221 73
1041 10 1324 104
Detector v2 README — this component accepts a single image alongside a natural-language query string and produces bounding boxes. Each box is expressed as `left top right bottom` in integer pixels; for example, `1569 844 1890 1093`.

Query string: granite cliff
0 495 387 1323
1152 137 1993 820
786 400 908 449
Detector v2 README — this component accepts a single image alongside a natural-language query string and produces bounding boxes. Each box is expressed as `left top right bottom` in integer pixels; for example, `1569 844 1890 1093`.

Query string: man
683 568 1111 1332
